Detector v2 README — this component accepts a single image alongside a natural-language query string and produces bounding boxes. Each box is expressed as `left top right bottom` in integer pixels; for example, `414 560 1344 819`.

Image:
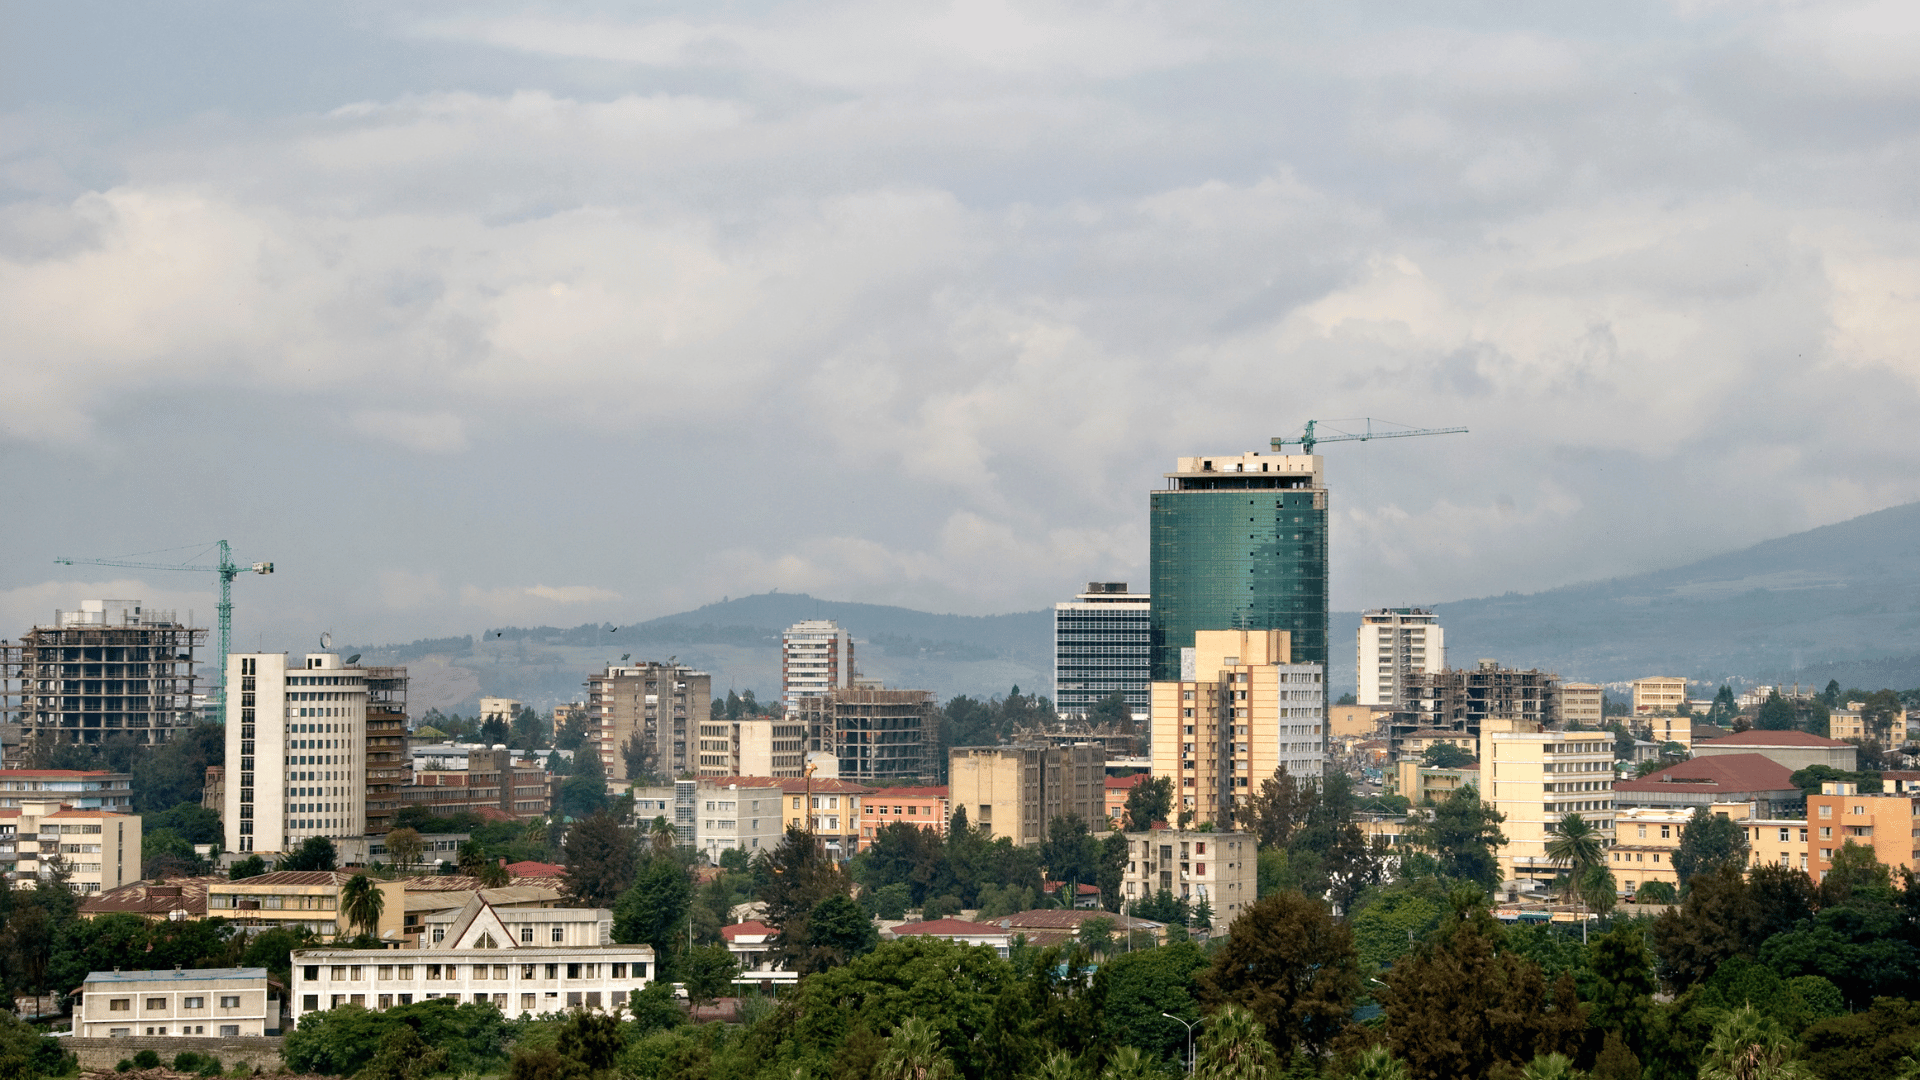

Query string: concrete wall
65 1036 283 1072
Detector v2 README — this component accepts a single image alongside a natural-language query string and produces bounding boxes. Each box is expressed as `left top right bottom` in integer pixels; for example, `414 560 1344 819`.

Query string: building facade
401 748 550 821
1356 608 1443 709
948 745 1105 846
1 600 205 761
0 799 141 893
781 621 855 714
694 718 807 777
685 778 785 862
364 666 410 834
208 871 406 941
1693 730 1857 773
1119 829 1256 928
1149 451 1328 685
1150 629 1324 830
1480 718 1616 886
1394 660 1560 755
859 785 949 848
77 968 278 1038
1053 582 1152 719
778 778 871 859
0 770 131 811
224 652 368 856
1632 677 1688 716
1561 683 1605 728
1809 782 1920 880
587 662 710 781
798 687 935 784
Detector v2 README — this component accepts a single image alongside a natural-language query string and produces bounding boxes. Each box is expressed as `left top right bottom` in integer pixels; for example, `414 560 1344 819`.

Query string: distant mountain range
349 502 1920 713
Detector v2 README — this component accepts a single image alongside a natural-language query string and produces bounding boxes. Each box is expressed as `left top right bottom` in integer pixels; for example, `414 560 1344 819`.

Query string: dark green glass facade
1149 472 1328 681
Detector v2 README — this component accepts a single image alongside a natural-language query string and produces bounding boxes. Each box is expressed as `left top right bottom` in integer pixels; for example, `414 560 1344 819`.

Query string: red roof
887 918 1008 938
504 861 565 878
1106 775 1149 791
1043 881 1103 895
779 778 873 794
866 786 948 799
0 769 123 778
688 776 786 789
1700 730 1850 748
721 921 772 941
1614 753 1797 794
471 806 518 822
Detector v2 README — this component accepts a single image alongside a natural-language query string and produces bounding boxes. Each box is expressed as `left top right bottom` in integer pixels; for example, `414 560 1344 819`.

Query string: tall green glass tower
1149 451 1328 681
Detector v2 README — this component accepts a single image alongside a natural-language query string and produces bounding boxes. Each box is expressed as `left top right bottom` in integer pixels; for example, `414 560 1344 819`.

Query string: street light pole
1162 1013 1198 1076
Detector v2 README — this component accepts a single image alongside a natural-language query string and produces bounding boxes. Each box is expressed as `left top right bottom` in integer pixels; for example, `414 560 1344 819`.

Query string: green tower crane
54 540 273 724
1270 417 1469 454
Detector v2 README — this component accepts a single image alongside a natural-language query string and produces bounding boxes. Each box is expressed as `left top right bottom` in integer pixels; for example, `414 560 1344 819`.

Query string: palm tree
1194 1006 1277 1080
1520 1053 1578 1080
1348 1046 1409 1080
1100 1048 1157 1080
1021 1051 1082 1080
476 861 511 889
876 1017 957 1080
457 840 488 877
1544 812 1605 941
341 873 384 938
1699 1005 1815 1080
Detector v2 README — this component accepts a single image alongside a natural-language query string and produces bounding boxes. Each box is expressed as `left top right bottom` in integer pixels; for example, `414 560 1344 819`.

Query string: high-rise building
1 600 205 763
1480 718 1616 886
1053 582 1151 719
799 688 936 785
1149 452 1328 684
1356 608 1444 709
587 662 711 781
1561 683 1604 728
1393 660 1560 755
225 652 369 857
948 744 1105 846
1149 629 1324 830
781 621 855 714
362 666 409 834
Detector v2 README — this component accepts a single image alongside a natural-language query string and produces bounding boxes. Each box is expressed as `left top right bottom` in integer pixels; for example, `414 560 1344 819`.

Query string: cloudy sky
4 0 1920 648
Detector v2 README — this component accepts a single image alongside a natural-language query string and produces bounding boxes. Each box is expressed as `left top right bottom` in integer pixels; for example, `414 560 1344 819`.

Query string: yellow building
1150 630 1323 830
1328 705 1388 740
1612 803 1810 895
1 799 142 895
1398 728 1477 760
1808 782 1920 880
1561 684 1605 728
777 778 870 857
1481 719 1616 885
206 871 407 942
1393 759 1479 806
1633 677 1688 716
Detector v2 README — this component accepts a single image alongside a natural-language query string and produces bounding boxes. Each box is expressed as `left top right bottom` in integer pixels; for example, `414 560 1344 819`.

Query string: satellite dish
346 654 362 665
320 631 333 650
620 653 630 662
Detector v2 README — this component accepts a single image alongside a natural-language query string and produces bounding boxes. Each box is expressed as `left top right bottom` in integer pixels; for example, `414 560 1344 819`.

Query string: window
331 967 346 980
567 964 581 979
612 963 626 978
378 995 392 1009
472 965 487 981
545 964 558 979
378 966 393 979
520 927 534 943
109 999 130 1012
219 1025 239 1038
552 927 564 943
567 992 583 1007
522 965 536 979
522 994 536 1011
494 966 509 980
1819 805 1833 818
146 998 166 1010
397 966 413 980
183 997 204 1009
426 965 442 980
302 995 318 1011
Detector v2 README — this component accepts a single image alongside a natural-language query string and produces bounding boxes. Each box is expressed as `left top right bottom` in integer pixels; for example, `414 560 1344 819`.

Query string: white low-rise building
291 896 651 1022
77 967 279 1038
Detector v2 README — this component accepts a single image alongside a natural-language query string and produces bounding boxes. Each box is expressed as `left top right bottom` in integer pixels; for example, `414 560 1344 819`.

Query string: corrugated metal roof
84 967 267 983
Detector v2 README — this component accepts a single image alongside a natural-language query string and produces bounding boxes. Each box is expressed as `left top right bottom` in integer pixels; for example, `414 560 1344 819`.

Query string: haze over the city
8 2 1920 648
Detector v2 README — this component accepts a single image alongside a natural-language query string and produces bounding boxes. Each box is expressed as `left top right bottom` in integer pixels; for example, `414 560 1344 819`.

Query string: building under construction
1391 658 1560 755
363 666 410 833
800 687 937 785
0 600 205 765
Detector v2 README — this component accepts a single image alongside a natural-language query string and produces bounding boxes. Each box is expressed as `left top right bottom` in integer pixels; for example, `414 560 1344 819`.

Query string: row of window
106 995 242 1011
304 960 637 981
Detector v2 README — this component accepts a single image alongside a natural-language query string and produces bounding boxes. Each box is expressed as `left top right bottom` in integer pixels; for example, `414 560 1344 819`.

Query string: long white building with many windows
1357 608 1444 709
1053 582 1151 720
225 652 368 856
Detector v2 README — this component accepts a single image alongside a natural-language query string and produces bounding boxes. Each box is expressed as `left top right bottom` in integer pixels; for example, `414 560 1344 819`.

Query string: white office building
781 621 855 714
225 652 367 856
1053 582 1152 720
1357 609 1445 709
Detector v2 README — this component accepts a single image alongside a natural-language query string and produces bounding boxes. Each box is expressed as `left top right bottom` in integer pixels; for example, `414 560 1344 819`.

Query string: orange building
859 785 949 849
1808 781 1920 880
1106 774 1149 829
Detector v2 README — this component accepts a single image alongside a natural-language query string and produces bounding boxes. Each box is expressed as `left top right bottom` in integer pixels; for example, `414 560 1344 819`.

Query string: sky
5 1 1920 650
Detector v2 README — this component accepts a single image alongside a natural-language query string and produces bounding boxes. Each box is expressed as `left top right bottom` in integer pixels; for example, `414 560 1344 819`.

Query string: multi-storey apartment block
859 785 949 849
1394 660 1560 756
208 871 406 940
225 652 369 856
1 600 205 762
401 747 550 820
1119 829 1256 927
1809 781 1920 880
1357 608 1443 710
0 798 141 893
1480 718 1616 886
1632 676 1688 716
799 687 935 784
781 621 855 714
1054 582 1151 719
1560 683 1604 728
587 661 710 781
948 745 1105 846
1150 452 1328 685
0 769 131 811
693 718 807 777
364 666 410 834
1150 629 1324 830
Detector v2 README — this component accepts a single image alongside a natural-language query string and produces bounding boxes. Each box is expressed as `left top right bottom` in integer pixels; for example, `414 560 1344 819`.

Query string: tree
681 942 738 1009
279 836 336 871
1420 743 1473 769
561 810 639 908
802 893 880 972
876 1016 958 1080
612 858 692 978
228 854 267 881
1248 765 1317 849
356 1025 450 1080
1756 691 1798 731
561 748 610 818
384 828 425 873
1124 777 1173 832
1197 890 1360 1058
759 825 853 973
1096 941 1206 1065
1193 1005 1277 1080
1348 1046 1410 1080
1587 922 1657 1056
1039 815 1100 892
1674 805 1748 886
1544 812 1605 935
1651 864 1760 990
1698 1005 1815 1080
1400 787 1505 890
1634 879 1676 904
1862 688 1905 742
341 874 385 938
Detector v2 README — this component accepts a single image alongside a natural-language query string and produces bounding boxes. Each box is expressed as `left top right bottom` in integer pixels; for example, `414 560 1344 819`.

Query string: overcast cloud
4 1 1920 648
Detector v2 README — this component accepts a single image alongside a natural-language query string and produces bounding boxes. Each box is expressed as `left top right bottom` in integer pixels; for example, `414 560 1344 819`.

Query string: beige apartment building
1809 782 1920 880
77 967 278 1038
1357 609 1444 710
948 745 1104 846
588 662 710 781
1119 830 1257 930
1480 719 1615 885
1328 705 1388 740
207 871 406 942
1561 684 1604 728
1613 803 1815 895
689 718 806 777
1633 677 1688 716
1150 629 1323 830
1394 760 1479 806
0 799 141 894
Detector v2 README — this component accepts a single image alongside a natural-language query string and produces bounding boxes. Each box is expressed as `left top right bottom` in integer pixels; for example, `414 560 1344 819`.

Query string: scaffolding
0 601 207 766
362 665 410 834
1391 659 1561 756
